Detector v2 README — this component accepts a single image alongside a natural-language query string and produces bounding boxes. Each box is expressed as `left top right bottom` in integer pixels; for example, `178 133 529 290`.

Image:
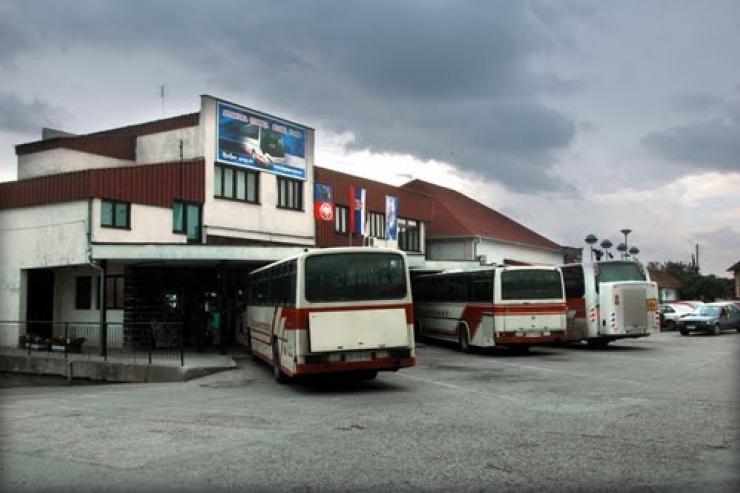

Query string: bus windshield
501 269 563 300
305 252 407 302
596 262 646 283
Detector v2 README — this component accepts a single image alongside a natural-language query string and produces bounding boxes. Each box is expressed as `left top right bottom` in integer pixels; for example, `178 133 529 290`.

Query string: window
562 265 585 298
248 261 297 306
214 164 258 203
335 205 349 234
173 201 202 243
101 200 130 229
107 276 124 309
501 269 563 300
368 212 385 238
398 218 421 251
277 176 303 210
75 276 92 310
305 252 406 302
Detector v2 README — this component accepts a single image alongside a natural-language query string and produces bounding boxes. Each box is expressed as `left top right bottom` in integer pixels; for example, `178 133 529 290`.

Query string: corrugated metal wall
0 160 204 210
313 166 434 247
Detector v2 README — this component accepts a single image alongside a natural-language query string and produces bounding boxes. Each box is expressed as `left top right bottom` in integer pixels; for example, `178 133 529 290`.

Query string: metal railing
0 321 185 366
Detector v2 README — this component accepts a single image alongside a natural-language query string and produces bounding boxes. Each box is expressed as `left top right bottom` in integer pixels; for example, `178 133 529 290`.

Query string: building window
97 276 124 309
173 201 202 243
277 177 303 210
368 212 385 238
214 164 258 203
335 205 349 234
75 276 92 310
101 200 130 229
398 218 421 252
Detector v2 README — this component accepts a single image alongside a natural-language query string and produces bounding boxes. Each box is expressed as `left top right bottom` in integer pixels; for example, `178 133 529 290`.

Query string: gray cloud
0 93 63 135
641 112 740 171
0 0 579 191
671 93 725 114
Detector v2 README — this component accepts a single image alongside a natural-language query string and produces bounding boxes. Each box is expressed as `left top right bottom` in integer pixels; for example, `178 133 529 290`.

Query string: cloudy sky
0 0 738 276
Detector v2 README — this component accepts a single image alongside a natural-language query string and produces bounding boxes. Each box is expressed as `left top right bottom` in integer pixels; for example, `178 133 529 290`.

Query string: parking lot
2 331 738 492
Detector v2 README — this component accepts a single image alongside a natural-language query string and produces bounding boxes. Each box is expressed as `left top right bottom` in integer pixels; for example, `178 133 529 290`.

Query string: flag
385 196 399 241
349 185 366 236
313 183 334 221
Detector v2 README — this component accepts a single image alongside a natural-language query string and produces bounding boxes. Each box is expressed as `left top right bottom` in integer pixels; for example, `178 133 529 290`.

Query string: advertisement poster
349 186 366 236
385 195 399 241
313 183 334 221
216 101 307 180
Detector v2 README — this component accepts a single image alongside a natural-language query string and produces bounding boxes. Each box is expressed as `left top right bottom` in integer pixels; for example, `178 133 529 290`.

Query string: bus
560 261 659 347
246 247 415 382
412 266 567 352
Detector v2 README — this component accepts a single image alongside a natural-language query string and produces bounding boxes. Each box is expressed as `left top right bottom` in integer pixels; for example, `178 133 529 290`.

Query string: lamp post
585 234 598 261
600 239 613 259
616 242 627 259
628 246 640 259
620 229 632 259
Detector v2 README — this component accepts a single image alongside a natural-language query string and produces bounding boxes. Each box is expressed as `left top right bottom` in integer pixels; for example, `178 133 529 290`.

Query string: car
677 302 740 336
659 303 694 331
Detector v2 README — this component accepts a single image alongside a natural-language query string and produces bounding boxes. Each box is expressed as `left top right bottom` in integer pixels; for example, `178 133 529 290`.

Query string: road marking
392 372 519 402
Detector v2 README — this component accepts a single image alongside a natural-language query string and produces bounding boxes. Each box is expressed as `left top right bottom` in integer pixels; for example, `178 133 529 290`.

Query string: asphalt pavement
1 331 738 492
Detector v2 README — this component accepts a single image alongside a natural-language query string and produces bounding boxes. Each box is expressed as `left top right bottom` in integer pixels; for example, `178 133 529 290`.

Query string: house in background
728 261 740 298
648 269 682 302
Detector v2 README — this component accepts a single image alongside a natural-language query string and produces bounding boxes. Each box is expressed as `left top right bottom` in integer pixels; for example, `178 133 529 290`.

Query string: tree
649 261 732 301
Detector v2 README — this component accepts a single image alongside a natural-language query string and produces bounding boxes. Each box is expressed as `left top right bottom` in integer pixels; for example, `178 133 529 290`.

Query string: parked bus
246 247 415 382
560 261 659 347
412 266 567 352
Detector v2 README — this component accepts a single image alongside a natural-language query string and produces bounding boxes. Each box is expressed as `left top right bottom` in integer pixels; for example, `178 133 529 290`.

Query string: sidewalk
0 346 238 383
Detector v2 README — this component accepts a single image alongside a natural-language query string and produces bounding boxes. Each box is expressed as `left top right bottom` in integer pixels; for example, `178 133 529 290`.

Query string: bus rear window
501 269 563 300
596 262 646 283
305 252 407 302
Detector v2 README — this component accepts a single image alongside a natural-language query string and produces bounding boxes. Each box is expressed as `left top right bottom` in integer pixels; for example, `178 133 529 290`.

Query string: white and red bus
412 266 567 352
560 261 659 347
246 247 415 382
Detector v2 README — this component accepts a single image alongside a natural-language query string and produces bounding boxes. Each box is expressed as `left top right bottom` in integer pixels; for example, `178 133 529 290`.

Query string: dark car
678 302 740 336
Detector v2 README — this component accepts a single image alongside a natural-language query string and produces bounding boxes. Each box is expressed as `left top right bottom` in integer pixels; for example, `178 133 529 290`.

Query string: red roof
15 112 200 159
401 179 562 251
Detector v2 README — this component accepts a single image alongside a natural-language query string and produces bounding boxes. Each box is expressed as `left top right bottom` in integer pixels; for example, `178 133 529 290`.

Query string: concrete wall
90 199 187 244
136 126 202 164
52 265 125 348
0 201 89 345
475 239 563 266
200 96 316 246
17 149 134 179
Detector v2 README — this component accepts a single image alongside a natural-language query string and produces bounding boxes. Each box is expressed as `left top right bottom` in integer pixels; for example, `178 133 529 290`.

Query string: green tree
649 261 732 301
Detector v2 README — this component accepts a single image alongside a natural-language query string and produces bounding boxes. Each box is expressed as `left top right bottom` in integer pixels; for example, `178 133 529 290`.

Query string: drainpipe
86 199 107 359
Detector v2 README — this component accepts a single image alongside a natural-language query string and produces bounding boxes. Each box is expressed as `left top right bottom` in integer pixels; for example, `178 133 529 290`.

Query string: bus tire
272 342 288 384
510 345 530 354
587 339 610 348
356 370 378 380
711 323 721 336
414 319 422 341
458 325 470 353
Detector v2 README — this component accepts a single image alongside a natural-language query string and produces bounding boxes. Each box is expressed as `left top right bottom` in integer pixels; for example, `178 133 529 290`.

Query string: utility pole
160 84 165 117
695 244 700 273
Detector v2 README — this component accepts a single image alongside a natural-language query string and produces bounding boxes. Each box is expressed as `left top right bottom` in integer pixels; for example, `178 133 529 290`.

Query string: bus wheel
458 326 470 353
272 342 288 384
510 345 530 354
356 371 378 381
587 339 610 348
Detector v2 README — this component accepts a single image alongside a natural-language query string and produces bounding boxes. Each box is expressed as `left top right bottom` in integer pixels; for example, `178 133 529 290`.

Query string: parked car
659 303 694 331
678 302 740 336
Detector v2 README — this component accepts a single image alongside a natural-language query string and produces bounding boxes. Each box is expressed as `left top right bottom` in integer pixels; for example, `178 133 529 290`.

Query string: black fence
0 321 185 366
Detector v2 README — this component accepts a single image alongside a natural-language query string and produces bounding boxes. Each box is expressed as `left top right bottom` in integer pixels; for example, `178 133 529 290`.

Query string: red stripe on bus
565 297 586 318
293 357 415 375
280 303 414 331
495 334 566 345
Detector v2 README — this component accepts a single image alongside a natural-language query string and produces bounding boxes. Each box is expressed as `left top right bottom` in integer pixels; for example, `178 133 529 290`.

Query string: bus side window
563 265 585 298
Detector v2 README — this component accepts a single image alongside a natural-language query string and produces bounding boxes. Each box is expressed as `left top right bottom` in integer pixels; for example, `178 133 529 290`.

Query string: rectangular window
335 205 349 234
398 218 420 251
173 201 202 243
75 276 92 310
501 269 563 301
277 177 303 210
214 164 259 203
368 212 385 238
106 276 124 309
101 200 129 229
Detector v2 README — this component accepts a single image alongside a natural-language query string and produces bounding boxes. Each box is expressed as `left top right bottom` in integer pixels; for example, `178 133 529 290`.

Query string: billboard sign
215 101 307 180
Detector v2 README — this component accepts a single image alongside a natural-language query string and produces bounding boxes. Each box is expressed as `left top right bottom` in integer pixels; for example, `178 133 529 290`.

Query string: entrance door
26 269 55 338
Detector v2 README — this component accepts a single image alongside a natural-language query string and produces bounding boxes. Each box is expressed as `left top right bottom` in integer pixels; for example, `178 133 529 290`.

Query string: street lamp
585 234 598 261
620 229 632 259
628 246 640 259
600 239 613 259
616 242 627 259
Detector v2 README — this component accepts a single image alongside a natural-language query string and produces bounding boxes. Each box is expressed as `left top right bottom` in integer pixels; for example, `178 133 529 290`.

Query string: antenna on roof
159 84 165 117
